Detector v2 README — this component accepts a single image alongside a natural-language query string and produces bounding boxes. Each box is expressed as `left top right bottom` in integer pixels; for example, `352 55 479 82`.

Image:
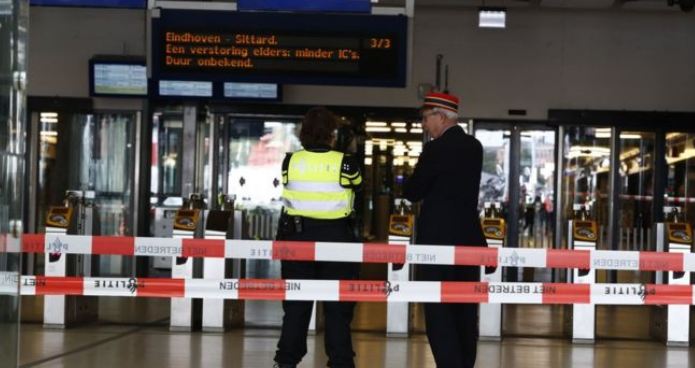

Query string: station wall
27 6 695 119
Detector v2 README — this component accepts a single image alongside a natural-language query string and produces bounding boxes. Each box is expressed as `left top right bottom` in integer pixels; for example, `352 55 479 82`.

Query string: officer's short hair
300 107 339 147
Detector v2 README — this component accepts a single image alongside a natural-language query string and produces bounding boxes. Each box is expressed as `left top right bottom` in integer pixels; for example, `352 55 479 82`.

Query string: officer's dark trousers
419 264 479 368
274 219 359 368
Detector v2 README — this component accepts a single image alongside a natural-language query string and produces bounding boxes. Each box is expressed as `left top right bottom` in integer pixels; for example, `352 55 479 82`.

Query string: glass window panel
151 111 184 198
0 0 27 366
616 131 655 283
227 118 301 215
226 117 301 327
560 127 612 250
664 132 695 226
475 129 511 241
519 130 556 251
37 113 136 236
36 112 136 277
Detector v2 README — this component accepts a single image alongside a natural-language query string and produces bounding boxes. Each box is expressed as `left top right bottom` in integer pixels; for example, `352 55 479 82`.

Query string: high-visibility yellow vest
281 150 354 219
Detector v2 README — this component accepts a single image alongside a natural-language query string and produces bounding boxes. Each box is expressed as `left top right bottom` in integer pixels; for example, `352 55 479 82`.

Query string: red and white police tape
17 233 695 272
16 276 695 305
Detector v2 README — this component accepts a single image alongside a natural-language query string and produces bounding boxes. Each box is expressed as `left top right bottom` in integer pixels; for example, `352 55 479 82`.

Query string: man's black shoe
273 363 296 368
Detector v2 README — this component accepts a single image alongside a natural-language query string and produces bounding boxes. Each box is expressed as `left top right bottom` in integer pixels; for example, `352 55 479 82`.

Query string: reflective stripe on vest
285 181 345 193
281 150 354 219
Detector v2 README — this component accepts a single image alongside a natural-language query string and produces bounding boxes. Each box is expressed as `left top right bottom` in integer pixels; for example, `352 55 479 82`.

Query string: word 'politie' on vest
282 150 354 220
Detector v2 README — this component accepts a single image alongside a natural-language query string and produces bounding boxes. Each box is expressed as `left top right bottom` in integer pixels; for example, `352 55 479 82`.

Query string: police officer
273 107 362 368
404 92 487 368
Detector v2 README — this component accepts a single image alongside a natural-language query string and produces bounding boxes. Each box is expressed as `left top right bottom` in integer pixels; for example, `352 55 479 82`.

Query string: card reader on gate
173 209 201 265
45 207 74 262
389 215 414 237
666 222 692 280
45 207 73 228
174 209 200 232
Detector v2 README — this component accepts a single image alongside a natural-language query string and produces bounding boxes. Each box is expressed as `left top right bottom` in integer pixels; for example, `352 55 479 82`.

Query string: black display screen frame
89 56 148 98
150 9 408 88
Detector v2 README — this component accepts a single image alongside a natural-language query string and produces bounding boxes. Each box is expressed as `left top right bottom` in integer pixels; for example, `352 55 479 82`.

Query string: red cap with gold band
422 92 459 114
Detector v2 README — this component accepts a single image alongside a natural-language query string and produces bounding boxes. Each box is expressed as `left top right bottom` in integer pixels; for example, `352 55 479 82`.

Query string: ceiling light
479 7 506 29
366 127 391 133
366 121 387 127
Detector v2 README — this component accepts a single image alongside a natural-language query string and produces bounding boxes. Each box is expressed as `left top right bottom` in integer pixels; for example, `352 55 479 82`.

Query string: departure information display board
151 10 407 87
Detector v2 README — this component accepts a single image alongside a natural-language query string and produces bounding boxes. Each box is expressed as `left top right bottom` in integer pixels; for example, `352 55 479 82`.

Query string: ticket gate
151 197 182 270
202 195 245 332
567 204 598 343
386 199 415 337
479 202 505 341
652 206 693 347
43 190 99 328
170 194 205 331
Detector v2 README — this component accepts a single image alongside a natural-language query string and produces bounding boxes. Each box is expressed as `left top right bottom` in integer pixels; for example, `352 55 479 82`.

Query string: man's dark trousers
420 264 480 368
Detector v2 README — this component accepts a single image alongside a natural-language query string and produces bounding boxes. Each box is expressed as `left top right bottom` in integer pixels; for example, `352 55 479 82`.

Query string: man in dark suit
403 92 487 368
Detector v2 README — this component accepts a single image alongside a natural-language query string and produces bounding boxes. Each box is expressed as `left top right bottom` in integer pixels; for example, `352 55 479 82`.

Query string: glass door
560 127 613 253
0 0 27 366
474 124 557 275
616 131 656 282
519 131 556 248
222 115 301 327
151 109 184 203
665 132 695 219
31 111 138 276
475 122 560 338
475 127 511 237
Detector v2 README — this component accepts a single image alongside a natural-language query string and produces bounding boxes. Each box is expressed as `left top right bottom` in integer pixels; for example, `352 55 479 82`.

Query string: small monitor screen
31 0 146 8
224 82 279 100
91 62 147 96
159 80 213 97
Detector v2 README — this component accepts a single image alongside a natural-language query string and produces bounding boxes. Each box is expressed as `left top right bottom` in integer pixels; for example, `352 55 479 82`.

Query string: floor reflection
19 324 694 368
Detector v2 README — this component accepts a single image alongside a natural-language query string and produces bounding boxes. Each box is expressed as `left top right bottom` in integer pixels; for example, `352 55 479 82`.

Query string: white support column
479 238 503 341
170 242 195 331
43 227 67 328
667 242 690 346
202 227 227 332
386 235 410 337
570 220 596 344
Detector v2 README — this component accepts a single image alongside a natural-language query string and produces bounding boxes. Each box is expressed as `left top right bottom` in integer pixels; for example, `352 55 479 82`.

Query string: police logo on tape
48 237 68 254
93 278 139 294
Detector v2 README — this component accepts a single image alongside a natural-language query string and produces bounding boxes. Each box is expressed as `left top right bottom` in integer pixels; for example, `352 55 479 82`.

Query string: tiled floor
18 323 695 368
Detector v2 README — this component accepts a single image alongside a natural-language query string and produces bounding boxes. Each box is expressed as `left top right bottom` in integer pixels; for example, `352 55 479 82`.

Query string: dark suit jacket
404 125 487 281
